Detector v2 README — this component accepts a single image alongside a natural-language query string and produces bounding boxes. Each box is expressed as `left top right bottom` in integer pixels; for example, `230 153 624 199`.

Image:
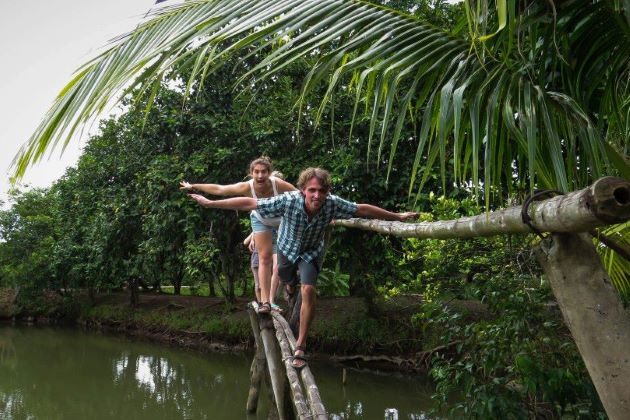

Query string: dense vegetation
3 1 627 418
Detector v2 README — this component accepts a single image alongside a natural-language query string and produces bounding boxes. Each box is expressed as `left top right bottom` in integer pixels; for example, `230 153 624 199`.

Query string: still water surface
0 326 435 419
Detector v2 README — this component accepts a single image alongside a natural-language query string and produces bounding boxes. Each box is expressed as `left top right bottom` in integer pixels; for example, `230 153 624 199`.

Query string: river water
0 326 435 419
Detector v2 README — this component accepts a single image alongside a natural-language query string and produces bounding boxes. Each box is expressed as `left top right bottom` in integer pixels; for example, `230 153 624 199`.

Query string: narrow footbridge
246 302 326 420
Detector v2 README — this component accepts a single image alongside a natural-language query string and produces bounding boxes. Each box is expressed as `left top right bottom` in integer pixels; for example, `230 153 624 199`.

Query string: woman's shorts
250 214 278 253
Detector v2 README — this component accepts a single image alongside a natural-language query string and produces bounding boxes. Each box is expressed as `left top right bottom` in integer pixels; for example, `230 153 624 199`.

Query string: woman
180 157 296 313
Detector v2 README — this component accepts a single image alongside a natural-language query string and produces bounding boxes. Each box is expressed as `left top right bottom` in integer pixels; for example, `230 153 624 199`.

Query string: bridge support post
536 233 630 420
259 315 293 420
247 308 265 413
247 307 284 418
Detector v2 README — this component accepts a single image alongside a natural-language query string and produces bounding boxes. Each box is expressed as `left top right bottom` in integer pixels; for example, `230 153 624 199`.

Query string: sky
0 0 164 207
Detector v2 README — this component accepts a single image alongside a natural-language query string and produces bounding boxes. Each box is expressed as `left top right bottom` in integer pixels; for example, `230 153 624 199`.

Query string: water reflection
315 361 435 419
0 326 436 419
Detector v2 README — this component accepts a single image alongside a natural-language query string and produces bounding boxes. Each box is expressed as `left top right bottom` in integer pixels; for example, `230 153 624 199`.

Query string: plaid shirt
257 191 357 263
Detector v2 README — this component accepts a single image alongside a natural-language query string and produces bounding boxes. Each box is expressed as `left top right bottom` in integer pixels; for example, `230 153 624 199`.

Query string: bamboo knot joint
589 177 630 224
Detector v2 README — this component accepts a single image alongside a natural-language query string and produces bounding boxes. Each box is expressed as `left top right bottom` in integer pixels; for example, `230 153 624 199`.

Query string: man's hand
397 212 418 222
180 181 193 190
188 193 212 207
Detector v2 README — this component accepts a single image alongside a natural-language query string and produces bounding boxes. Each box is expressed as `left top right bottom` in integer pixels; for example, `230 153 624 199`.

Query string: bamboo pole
248 303 281 417
272 312 327 419
264 361 279 419
272 316 310 419
259 315 290 420
535 233 630 420
334 177 630 238
247 306 266 413
247 356 265 413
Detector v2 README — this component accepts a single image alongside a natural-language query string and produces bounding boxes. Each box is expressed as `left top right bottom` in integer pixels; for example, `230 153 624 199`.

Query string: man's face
251 164 270 185
301 177 328 214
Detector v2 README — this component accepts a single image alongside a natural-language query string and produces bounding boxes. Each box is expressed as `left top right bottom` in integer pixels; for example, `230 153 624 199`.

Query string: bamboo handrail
333 177 630 238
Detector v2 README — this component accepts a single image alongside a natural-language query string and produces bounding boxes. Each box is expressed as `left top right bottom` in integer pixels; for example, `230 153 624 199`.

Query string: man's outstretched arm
355 204 417 222
188 194 257 211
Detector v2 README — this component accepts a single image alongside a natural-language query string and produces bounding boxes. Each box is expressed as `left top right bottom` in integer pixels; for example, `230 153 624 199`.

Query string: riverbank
0 288 486 373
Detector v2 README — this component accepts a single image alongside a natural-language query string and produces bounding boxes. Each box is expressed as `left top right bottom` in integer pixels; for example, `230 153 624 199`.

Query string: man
187 167 417 369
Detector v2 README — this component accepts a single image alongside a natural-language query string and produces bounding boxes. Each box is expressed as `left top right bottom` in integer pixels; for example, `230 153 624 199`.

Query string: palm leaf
594 222 630 302
11 0 629 200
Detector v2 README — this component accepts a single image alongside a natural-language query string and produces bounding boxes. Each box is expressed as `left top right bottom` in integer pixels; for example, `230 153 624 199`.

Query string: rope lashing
521 189 565 239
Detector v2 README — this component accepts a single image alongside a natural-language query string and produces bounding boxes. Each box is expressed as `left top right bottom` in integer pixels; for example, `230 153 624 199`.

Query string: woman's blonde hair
249 156 273 174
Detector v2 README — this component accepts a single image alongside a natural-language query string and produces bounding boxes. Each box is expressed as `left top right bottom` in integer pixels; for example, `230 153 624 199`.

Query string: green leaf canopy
12 0 630 197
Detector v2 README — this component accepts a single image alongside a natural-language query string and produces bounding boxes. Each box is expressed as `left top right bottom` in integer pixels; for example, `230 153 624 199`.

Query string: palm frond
594 222 630 302
11 0 630 198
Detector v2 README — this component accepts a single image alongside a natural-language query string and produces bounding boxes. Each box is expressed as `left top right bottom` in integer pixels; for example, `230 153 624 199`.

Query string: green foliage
0 188 58 291
417 272 605 418
594 222 630 304
182 237 220 296
389 193 611 417
318 262 350 297
387 194 516 299
11 289 81 321
313 312 419 354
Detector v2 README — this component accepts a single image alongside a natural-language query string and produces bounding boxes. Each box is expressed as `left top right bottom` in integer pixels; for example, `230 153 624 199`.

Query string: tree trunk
228 273 235 301
535 233 630 419
137 278 150 291
207 274 216 297
334 177 630 238
128 278 139 306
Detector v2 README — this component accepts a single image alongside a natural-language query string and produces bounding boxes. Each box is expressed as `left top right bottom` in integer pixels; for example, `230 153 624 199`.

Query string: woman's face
251 164 270 185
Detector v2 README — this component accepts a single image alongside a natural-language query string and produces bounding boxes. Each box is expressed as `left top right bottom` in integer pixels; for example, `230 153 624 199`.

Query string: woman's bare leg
269 253 280 306
254 231 273 304
252 267 261 302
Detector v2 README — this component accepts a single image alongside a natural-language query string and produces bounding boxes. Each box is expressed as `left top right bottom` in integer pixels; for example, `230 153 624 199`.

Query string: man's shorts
277 252 323 287
250 214 278 253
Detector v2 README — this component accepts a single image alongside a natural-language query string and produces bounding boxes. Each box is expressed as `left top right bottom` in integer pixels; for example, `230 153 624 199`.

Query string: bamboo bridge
246 301 326 420
245 176 630 420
